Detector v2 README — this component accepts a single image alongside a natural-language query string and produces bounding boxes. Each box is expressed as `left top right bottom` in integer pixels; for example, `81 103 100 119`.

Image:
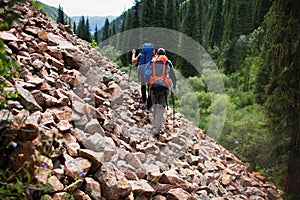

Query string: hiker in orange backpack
144 48 177 137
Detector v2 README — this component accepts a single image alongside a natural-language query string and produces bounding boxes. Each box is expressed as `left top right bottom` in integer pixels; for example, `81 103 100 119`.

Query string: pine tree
153 0 165 27
119 14 128 66
164 0 180 64
125 10 134 30
252 0 272 28
207 0 224 48
165 0 179 31
111 23 116 36
221 0 237 48
123 10 136 66
76 16 85 39
85 17 92 42
179 0 188 23
260 0 300 196
201 0 210 48
102 18 110 41
120 13 127 32
132 0 141 28
178 0 200 77
196 0 203 44
235 1 252 35
182 0 199 40
57 5 65 24
141 0 154 27
76 16 92 42
73 21 76 34
94 25 99 43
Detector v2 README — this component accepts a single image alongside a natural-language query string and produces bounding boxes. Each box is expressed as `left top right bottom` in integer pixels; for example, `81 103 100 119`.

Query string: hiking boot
154 133 160 138
140 104 147 110
152 129 160 138
153 131 167 142
157 134 167 142
141 85 147 103
153 129 165 139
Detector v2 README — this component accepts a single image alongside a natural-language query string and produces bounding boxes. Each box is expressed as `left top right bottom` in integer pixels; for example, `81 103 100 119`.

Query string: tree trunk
285 108 300 194
285 145 300 193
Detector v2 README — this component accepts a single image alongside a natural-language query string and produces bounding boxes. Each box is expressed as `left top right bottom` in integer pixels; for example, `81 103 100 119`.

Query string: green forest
94 0 300 199
1 0 299 199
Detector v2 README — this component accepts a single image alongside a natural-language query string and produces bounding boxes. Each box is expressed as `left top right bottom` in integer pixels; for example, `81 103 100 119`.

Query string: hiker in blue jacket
131 43 155 104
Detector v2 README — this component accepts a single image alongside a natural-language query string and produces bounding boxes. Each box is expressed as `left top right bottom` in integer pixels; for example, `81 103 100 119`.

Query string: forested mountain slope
99 0 272 72
38 1 116 33
98 0 300 199
0 1 285 199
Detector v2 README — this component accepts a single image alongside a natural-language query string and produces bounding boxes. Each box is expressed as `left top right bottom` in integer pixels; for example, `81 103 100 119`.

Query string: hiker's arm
131 50 139 64
168 61 177 89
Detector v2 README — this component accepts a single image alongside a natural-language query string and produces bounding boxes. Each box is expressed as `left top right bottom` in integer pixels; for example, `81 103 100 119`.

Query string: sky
39 0 135 16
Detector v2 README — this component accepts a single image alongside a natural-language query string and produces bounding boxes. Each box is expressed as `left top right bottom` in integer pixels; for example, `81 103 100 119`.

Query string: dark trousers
150 88 168 131
141 84 147 103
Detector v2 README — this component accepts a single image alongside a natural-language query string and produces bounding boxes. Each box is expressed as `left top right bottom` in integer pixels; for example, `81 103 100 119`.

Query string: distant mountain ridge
71 16 116 32
38 1 116 30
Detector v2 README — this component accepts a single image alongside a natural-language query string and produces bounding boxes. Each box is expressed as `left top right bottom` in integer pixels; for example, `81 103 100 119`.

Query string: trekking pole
128 63 132 83
171 89 175 132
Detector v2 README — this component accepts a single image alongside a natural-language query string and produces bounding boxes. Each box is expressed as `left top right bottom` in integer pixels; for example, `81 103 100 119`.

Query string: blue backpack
137 43 154 78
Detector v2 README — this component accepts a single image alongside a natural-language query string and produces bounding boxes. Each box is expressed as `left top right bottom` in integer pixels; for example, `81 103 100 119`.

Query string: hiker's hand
132 49 136 54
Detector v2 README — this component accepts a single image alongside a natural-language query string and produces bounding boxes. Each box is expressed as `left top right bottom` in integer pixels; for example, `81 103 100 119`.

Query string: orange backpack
149 55 172 89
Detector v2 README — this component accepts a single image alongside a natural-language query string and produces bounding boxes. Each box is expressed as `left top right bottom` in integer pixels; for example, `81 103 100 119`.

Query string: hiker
131 43 155 104
144 48 177 136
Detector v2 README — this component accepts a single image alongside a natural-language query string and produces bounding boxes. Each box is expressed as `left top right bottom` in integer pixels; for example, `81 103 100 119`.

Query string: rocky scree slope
0 2 282 200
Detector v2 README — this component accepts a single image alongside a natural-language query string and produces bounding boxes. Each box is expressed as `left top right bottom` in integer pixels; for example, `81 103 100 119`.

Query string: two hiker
132 44 177 136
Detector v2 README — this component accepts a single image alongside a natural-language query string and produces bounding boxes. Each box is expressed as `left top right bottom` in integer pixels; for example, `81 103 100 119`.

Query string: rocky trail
0 1 282 200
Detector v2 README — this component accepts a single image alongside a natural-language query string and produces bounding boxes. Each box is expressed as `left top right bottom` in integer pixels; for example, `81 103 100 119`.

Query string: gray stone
0 31 20 41
64 156 91 179
84 177 101 200
128 179 155 196
48 175 64 192
71 128 88 143
84 118 105 135
72 189 92 200
82 132 116 152
15 83 42 111
64 142 81 157
166 188 194 200
79 149 105 173
0 109 15 129
95 163 132 200
57 119 73 132
108 82 124 105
